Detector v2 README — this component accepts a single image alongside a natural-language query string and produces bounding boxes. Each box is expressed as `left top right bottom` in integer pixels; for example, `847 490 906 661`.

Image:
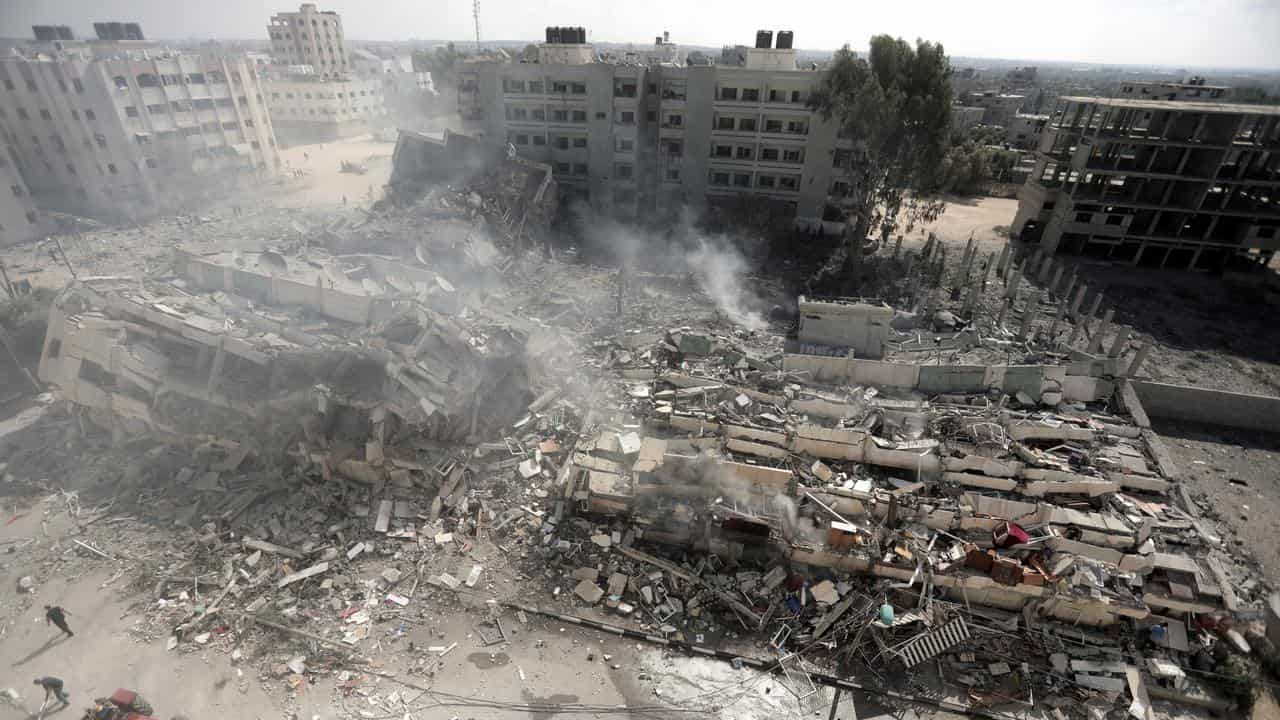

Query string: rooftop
1061 95 1280 116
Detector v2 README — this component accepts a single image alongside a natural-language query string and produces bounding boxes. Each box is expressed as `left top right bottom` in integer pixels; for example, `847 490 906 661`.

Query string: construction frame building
1013 96 1280 270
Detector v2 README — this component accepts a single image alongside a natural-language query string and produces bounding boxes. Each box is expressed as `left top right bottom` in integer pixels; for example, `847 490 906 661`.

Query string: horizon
3 0 1278 71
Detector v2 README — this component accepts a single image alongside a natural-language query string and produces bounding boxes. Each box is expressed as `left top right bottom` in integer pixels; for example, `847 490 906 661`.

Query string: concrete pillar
996 242 1011 278
1031 248 1043 273
997 296 1011 329
963 277 981 317
982 251 996 290
1086 292 1104 322
1047 301 1066 342
1066 315 1085 348
1069 283 1088 319
1004 265 1023 299
923 289 937 319
1058 274 1077 308
904 254 916 276
1127 343 1153 377
1018 299 1035 341
1049 265 1064 295
1088 308 1115 354
1107 326 1132 358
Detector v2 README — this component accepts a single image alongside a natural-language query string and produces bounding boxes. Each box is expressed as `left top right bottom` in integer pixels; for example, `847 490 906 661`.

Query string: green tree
808 36 953 266
1233 86 1279 105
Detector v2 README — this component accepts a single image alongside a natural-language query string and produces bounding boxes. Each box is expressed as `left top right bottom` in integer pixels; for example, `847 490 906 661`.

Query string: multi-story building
966 90 1025 127
351 49 436 124
0 27 280 223
1117 78 1230 102
0 119 46 246
951 105 986 134
458 28 843 224
1013 96 1280 270
267 3 349 80
263 75 387 143
1006 113 1048 150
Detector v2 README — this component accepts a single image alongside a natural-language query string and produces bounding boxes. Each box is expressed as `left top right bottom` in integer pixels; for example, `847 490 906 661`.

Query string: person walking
33 676 70 707
44 605 73 637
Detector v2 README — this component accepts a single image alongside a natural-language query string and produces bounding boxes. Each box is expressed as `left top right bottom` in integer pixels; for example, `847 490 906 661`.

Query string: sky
3 0 1279 69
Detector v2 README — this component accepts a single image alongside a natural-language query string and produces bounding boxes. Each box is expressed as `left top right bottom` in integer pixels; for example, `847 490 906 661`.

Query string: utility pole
472 0 481 52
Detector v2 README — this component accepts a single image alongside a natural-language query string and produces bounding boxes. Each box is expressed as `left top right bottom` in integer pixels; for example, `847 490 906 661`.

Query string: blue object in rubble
880 604 895 625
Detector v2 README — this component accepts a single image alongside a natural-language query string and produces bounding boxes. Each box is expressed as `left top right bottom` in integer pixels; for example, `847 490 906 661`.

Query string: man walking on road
44 605 73 637
33 676 70 708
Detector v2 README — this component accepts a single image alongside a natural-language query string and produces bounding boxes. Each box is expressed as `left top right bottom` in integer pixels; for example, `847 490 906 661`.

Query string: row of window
276 106 381 117
113 71 244 90
711 143 805 163
508 133 586 149
125 96 249 115
714 115 810 135
708 170 801 191
503 79 587 95
271 89 377 101
717 87 809 104
506 105 643 125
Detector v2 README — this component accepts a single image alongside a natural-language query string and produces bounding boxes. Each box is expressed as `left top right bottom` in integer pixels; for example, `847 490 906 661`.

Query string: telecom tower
472 0 481 51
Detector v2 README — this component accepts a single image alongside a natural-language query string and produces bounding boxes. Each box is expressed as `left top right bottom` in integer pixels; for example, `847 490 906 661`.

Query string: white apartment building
458 28 843 224
264 76 387 144
1005 113 1048 150
0 120 46 246
0 35 280 224
351 49 436 122
966 91 1026 127
1117 78 1231 102
267 3 349 80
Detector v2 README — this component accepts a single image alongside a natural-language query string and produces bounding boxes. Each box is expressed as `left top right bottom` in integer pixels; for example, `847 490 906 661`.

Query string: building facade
267 3 349 80
1013 96 1280 270
264 76 387 144
0 119 46 246
1005 113 1048 150
458 29 844 224
1117 78 1230 103
966 91 1025 127
0 40 279 224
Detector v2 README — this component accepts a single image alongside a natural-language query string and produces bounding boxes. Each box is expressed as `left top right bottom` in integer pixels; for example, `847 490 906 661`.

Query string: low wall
1130 380 1280 435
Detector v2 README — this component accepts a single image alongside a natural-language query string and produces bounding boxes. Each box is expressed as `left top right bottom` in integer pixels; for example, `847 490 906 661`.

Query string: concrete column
996 242 1011 278
904 254 916 276
1047 301 1066 342
1004 265 1023 299
1069 283 1088 319
1059 274 1077 307
963 278 980 317
1127 343 1152 377
1087 308 1114 354
1018 300 1035 341
1031 248 1043 273
1038 257 1052 282
996 296 1011 329
1048 265 1064 295
1066 315 1085 348
1085 292 1104 322
1107 326 1131 358
982 251 996 290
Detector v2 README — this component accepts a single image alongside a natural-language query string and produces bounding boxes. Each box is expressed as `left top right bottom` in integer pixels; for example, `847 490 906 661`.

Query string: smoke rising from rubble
572 203 768 331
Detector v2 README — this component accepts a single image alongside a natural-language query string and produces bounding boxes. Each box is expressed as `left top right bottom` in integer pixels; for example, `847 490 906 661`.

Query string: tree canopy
808 36 953 253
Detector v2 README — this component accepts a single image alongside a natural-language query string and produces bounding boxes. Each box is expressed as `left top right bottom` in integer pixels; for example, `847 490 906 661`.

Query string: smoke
570 202 768 331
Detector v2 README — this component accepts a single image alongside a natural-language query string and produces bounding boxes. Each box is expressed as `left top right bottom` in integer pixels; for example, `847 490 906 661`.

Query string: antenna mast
472 0 481 52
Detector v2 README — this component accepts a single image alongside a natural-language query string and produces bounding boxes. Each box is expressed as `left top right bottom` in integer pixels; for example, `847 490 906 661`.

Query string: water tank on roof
755 30 773 49
575 27 586 43
776 31 794 49
545 27 557 43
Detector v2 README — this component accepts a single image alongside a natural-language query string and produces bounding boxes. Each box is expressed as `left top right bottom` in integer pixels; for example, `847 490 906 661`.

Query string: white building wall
265 76 386 143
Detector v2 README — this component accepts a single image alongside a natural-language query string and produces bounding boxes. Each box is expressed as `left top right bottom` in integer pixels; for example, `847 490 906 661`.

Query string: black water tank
776 31 794 49
576 27 586 44
124 22 144 40
755 30 772 49
33 25 57 42
545 27 556 43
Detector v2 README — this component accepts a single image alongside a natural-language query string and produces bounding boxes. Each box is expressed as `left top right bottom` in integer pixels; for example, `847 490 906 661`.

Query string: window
136 73 160 88
717 117 735 131
504 79 526 93
647 83 657 95
572 137 587 148
94 134 107 148
713 144 732 158
531 109 545 121
39 108 52 120
554 162 571 174
187 73 206 84
506 106 528 121
532 135 546 146
616 163 633 179
238 96 249 106
221 121 239 130
786 120 807 135
742 88 759 102
162 73 182 86
528 81 544 94
615 83 637 98
765 119 783 133
145 158 159 169
552 109 568 122
514 134 529 145
572 110 587 123
571 82 586 94
135 133 150 145
596 111 607 120
146 103 165 114
783 149 803 163
113 75 129 89
665 114 683 127
779 176 798 190
1075 212 1092 222
666 141 682 156
216 98 233 108
719 87 738 101
791 90 802 103
193 98 215 110
554 136 569 150
107 163 118 174
171 100 191 113
739 118 757 132
736 146 752 160
16 108 28 120
665 167 680 181
619 111 634 124
758 175 775 188
618 138 634 151
572 162 588 175
73 79 84 93
646 110 656 122
552 82 568 93
711 172 730 186
125 106 139 117
733 173 751 188
1105 215 1125 226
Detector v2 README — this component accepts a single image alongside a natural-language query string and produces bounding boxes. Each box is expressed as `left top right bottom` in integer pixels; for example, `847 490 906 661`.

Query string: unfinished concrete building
1013 96 1280 270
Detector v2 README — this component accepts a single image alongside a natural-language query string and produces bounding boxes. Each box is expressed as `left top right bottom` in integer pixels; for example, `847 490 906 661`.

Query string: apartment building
951 105 986 134
0 30 280 224
1012 96 1280 270
264 75 386 143
966 91 1026 127
267 3 349 80
0 119 46 246
1117 78 1230 102
458 28 842 224
1006 113 1049 150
